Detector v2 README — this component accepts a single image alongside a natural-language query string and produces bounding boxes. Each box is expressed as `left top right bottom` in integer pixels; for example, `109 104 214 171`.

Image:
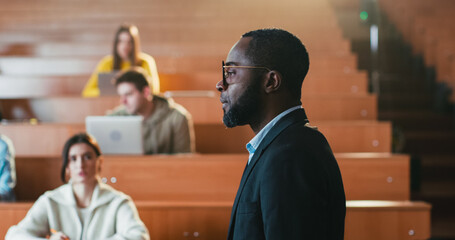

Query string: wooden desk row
0 34 352 57
0 14 345 47
154 54 360 75
0 40 352 58
14 153 410 202
0 54 360 75
0 5 339 25
0 2 340 26
0 121 391 155
0 70 368 97
0 200 431 240
0 93 377 123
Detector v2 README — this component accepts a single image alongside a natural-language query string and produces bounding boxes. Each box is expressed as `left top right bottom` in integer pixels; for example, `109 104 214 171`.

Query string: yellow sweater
82 53 160 97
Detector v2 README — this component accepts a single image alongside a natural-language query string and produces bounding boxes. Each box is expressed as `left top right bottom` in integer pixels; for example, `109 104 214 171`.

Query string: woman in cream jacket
6 133 149 240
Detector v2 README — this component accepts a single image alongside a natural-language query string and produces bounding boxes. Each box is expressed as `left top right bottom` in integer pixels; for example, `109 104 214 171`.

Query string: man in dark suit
216 28 346 239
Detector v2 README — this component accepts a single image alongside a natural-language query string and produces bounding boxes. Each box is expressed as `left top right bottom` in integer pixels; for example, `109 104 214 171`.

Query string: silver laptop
98 71 119 96
85 116 144 155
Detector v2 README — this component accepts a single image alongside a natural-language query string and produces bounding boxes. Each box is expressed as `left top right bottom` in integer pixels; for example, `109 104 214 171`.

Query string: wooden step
0 93 378 123
0 120 392 156
0 71 368 97
13 153 410 201
0 200 431 240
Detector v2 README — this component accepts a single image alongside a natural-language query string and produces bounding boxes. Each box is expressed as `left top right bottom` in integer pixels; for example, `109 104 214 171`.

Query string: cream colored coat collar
46 180 119 210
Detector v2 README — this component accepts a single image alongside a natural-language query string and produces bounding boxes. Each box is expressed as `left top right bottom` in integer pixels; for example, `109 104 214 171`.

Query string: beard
223 77 262 128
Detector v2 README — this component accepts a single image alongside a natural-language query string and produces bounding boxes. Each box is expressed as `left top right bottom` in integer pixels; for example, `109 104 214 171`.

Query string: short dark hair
114 68 150 92
61 133 101 183
242 28 309 99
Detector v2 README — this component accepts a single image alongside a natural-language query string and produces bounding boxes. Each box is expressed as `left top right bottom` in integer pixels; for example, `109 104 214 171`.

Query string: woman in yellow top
82 24 160 97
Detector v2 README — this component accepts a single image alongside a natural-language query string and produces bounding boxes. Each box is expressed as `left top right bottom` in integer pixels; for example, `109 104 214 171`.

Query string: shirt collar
246 105 301 163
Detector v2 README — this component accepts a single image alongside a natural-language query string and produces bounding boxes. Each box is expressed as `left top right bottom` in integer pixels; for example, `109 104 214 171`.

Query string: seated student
82 24 160 97
108 68 195 154
6 133 150 240
0 134 16 201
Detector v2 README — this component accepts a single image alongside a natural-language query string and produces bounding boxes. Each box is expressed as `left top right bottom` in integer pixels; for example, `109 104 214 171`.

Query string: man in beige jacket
108 68 195 154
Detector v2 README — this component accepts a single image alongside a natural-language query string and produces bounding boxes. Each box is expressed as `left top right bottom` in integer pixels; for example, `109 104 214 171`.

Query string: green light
360 11 369 20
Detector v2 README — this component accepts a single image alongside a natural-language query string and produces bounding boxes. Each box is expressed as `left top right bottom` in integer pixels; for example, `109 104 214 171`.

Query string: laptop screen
98 71 119 96
85 116 144 155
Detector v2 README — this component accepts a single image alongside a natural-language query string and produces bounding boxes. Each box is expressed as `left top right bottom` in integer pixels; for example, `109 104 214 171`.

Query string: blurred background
0 0 454 239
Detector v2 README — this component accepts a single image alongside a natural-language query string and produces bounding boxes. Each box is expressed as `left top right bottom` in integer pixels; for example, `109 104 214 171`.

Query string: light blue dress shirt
246 106 302 165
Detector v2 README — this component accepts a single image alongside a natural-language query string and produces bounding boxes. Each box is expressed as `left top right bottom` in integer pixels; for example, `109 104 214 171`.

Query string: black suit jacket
227 109 346 240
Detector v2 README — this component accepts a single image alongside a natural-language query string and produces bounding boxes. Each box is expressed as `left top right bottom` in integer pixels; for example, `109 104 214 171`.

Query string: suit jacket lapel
227 109 309 239
248 109 308 168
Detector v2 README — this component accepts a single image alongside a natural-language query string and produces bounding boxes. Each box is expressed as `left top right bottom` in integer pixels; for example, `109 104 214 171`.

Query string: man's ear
264 71 282 94
142 86 152 99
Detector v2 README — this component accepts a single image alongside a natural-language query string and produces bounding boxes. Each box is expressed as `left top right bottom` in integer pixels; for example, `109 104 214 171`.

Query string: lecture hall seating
0 93 378 122
0 71 369 97
0 120 392 155
11 153 410 201
0 0 431 238
0 200 431 240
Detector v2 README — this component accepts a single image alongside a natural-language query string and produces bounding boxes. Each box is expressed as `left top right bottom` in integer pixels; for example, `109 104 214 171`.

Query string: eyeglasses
222 60 271 86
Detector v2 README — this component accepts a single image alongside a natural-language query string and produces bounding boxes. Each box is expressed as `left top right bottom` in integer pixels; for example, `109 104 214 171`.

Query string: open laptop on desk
85 116 144 155
98 71 119 96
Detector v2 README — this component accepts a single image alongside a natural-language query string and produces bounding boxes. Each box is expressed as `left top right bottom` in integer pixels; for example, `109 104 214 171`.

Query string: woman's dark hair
113 24 142 70
61 133 102 183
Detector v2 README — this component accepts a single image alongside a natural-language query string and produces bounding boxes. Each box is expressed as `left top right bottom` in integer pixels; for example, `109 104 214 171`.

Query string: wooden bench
0 120 391 156
0 70 368 97
0 40 352 58
13 153 410 201
0 123 85 157
0 75 87 98
345 200 431 240
160 71 369 94
0 200 431 240
0 93 377 123
0 57 97 76
0 54 360 75
0 9 341 29
0 17 347 48
170 93 377 123
156 54 361 75
0 10 349 53
0 36 352 57
195 121 392 153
